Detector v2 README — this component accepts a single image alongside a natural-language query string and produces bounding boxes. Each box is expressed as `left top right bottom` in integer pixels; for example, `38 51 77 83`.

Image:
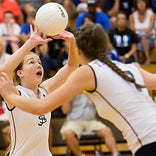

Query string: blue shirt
21 23 30 34
74 12 111 30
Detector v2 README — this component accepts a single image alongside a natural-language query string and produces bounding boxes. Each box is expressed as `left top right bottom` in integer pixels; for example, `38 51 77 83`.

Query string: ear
17 70 24 78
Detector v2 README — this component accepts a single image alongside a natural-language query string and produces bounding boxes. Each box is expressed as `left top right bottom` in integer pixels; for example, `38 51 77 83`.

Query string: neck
20 82 39 96
117 26 126 31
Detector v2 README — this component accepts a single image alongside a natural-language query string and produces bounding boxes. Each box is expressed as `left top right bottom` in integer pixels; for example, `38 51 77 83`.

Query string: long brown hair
75 24 145 88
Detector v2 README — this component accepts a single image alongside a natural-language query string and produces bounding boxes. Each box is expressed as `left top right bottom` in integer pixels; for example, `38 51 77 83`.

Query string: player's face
18 53 44 86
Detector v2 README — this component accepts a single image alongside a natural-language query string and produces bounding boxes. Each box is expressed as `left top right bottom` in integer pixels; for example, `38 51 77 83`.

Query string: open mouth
36 71 42 76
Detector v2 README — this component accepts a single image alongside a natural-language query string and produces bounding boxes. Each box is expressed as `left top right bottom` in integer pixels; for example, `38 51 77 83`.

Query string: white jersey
7 85 52 156
85 59 156 154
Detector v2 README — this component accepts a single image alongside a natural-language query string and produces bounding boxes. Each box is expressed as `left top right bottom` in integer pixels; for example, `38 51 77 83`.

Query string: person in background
109 11 138 63
0 11 21 54
0 0 23 25
129 0 155 65
74 0 111 32
60 93 123 156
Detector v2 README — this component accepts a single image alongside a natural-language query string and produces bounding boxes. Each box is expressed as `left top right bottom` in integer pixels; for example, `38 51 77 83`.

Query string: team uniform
6 85 52 156
85 59 156 155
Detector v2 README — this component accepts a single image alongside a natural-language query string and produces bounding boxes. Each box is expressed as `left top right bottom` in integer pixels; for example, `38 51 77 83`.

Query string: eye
29 60 35 64
38 61 42 65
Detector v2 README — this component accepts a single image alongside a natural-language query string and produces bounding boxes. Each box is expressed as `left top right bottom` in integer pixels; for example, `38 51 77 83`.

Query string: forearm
67 37 78 67
108 0 119 16
0 39 36 76
4 94 44 114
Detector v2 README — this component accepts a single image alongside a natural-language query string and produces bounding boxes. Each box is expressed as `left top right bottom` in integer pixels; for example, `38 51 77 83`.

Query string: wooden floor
0 143 132 156
51 143 132 155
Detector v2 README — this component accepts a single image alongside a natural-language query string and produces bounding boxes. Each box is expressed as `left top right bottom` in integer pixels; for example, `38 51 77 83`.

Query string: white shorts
60 119 107 140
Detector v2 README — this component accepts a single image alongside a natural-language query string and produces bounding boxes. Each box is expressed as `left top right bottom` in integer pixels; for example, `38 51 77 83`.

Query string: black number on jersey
124 70 142 91
38 115 47 126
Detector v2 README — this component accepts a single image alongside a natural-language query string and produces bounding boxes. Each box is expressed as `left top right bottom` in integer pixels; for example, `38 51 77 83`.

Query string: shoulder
77 12 88 18
97 12 109 18
67 65 96 91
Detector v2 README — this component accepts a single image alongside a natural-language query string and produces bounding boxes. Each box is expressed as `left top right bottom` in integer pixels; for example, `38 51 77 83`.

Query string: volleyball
35 2 68 36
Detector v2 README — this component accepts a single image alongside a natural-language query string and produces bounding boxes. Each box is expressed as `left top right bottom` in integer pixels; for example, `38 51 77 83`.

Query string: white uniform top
7 85 52 156
133 9 155 37
85 59 156 154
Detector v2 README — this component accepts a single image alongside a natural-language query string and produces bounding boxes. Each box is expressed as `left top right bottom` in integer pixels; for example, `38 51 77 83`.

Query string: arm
61 101 72 114
107 0 119 17
0 65 95 115
145 13 155 35
138 67 156 90
40 30 79 93
0 25 52 78
120 43 137 62
129 14 135 32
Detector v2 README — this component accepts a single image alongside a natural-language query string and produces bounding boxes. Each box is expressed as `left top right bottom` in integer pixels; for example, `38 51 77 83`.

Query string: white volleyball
35 2 68 36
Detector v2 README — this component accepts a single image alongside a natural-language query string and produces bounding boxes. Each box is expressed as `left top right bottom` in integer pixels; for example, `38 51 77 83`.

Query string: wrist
125 53 130 59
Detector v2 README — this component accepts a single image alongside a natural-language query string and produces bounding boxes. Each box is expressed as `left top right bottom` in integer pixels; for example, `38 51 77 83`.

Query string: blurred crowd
0 0 156 81
0 0 156 154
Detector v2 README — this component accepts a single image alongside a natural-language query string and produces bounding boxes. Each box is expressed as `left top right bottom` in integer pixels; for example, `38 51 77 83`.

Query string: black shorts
135 142 156 156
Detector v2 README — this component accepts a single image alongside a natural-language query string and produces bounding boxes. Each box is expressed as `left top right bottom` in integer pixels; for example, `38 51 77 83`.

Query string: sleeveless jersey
85 59 156 154
7 85 52 156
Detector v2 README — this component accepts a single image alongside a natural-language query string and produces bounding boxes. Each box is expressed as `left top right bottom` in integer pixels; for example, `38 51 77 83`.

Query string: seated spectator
129 0 155 64
0 11 21 54
109 11 138 63
60 93 123 156
74 0 111 32
0 0 23 25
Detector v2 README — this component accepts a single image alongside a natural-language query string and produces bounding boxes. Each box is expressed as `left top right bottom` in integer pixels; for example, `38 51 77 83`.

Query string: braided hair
75 24 145 89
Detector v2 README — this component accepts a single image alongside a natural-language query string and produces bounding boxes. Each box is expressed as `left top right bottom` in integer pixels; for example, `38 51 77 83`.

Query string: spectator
0 0 23 25
60 93 122 156
102 0 134 29
129 0 155 65
74 0 111 31
109 11 138 63
0 11 21 54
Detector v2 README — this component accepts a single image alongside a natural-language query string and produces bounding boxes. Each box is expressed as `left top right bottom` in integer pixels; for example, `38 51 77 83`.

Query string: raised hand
29 25 52 46
52 30 74 42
